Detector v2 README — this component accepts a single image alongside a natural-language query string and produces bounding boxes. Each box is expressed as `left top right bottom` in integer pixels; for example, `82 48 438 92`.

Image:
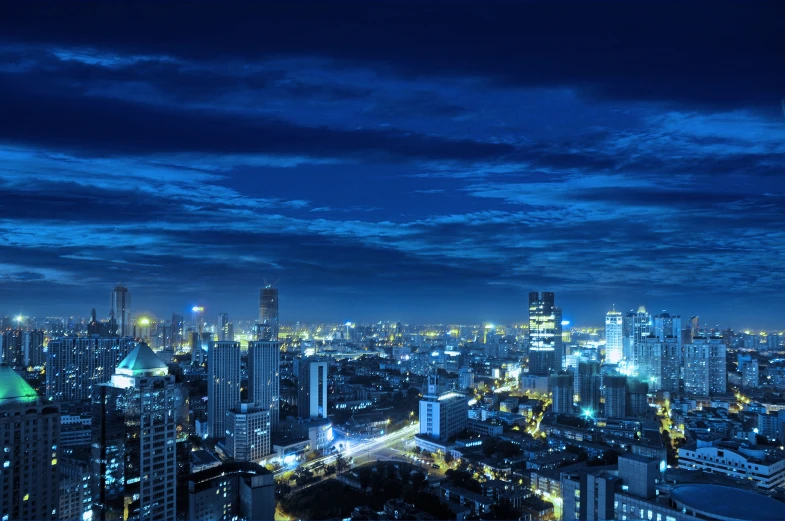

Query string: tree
444 452 454 464
336 454 348 473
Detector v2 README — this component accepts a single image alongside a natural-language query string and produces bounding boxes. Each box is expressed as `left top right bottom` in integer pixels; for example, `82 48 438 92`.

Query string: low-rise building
678 442 785 490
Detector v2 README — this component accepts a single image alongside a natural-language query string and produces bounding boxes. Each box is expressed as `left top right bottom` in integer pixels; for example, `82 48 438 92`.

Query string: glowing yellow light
51 458 57 465
23 494 29 501
139 318 150 326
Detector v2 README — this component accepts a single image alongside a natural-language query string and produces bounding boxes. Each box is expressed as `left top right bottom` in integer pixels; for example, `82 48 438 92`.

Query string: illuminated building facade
603 375 627 418
0 364 60 521
92 344 177 521
623 307 650 368
419 373 468 441
187 462 275 521
248 340 280 433
550 373 574 415
226 402 271 461
208 341 241 439
528 292 563 376
46 337 136 401
605 310 623 364
259 286 279 341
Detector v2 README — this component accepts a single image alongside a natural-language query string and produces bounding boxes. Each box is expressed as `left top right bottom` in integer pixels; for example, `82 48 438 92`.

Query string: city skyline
2 4 785 327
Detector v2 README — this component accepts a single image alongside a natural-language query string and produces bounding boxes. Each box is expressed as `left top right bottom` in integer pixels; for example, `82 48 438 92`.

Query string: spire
0 364 39 406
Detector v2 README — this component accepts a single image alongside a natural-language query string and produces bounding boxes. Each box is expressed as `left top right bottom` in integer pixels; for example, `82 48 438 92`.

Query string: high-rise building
418 373 468 442
458 366 475 390
208 341 241 439
0 364 60 521
191 306 205 342
171 313 184 348
226 402 271 461
626 380 649 417
605 310 623 365
92 343 177 521
110 285 131 337
248 340 280 433
187 462 275 521
259 286 279 341
706 337 727 395
683 341 710 396
0 328 23 369
46 337 136 402
550 374 574 415
528 292 563 375
603 376 627 418
218 313 233 341
660 337 681 393
576 362 601 414
58 451 92 521
743 358 760 389
298 358 328 419
623 307 650 369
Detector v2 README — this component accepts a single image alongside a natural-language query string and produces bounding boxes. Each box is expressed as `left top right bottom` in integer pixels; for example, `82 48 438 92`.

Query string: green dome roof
0 364 38 406
116 343 168 377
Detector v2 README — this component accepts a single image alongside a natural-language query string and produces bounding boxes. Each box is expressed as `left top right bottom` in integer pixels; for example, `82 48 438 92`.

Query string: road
275 422 419 478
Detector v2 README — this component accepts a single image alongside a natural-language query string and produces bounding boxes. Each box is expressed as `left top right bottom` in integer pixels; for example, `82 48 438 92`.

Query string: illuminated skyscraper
603 375 628 418
623 307 650 368
298 358 328 419
259 286 279 341
248 340 280 433
605 310 623 364
92 344 177 521
110 285 131 337
0 364 60 521
528 292 562 375
219 313 233 341
208 340 241 438
550 373 574 415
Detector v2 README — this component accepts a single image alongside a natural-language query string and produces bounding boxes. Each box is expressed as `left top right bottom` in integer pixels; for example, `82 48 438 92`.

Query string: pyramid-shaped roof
0 364 39 406
116 342 168 377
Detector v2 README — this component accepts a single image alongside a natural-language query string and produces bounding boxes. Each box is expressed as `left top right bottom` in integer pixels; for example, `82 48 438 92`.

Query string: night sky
1 3 784 327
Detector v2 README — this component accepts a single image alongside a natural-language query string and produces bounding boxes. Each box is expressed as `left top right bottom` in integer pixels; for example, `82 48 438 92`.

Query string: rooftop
670 484 785 521
115 343 168 377
0 364 38 406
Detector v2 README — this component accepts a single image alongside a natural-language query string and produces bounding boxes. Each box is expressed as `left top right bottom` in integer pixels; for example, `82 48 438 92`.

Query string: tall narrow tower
605 309 623 364
248 340 280 433
528 292 563 376
207 341 241 438
111 285 130 337
259 286 279 341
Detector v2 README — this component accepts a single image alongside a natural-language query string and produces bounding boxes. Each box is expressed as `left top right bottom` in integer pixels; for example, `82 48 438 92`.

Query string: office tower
226 402 271 461
549 373 574 415
88 308 101 336
458 366 475 390
208 341 241 438
660 337 681 393
653 312 681 342
219 313 233 341
59 452 92 521
20 329 44 367
46 337 135 401
187 462 275 521
191 306 205 341
603 376 627 418
528 292 563 375
605 310 623 364
171 313 184 347
0 328 22 368
683 341 710 395
623 307 650 368
743 359 760 389
92 343 177 521
638 337 662 390
418 373 468 441
618 454 658 499
0 364 60 521
576 361 601 414
706 337 727 394
110 285 131 337
298 358 328 419
626 380 649 417
248 340 280 433
259 286 279 341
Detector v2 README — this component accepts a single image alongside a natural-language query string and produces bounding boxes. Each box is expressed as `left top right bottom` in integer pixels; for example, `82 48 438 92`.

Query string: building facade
208 341 241 438
225 403 271 461
248 340 280 433
419 374 468 441
298 358 328 419
605 310 624 365
528 292 563 376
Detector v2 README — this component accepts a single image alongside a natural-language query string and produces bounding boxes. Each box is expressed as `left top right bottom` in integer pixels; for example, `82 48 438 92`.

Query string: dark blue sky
1 2 784 327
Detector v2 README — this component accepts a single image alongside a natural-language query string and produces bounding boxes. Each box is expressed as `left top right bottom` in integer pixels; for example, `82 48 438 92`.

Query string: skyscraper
0 364 60 521
248 340 280 433
219 313 233 341
528 292 563 376
208 340 241 438
92 343 177 521
683 342 709 396
259 286 279 341
605 310 623 364
298 358 328 419
550 373 574 415
171 313 184 348
110 285 131 337
225 402 271 461
603 376 628 418
623 307 650 368
576 361 602 414
46 337 136 401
